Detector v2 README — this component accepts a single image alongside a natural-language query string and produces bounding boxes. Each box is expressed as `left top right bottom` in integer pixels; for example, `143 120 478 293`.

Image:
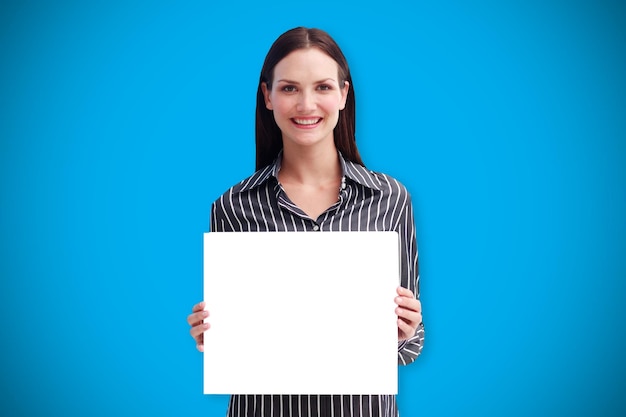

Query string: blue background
1 0 625 416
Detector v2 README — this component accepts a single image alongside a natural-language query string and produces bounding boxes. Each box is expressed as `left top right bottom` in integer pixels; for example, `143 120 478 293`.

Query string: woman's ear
261 82 273 110
339 80 349 111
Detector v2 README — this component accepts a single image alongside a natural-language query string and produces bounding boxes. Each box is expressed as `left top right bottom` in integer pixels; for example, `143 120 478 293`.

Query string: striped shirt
210 152 425 417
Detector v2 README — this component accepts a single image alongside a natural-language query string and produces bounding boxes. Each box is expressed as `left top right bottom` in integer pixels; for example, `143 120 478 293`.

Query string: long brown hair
255 27 364 170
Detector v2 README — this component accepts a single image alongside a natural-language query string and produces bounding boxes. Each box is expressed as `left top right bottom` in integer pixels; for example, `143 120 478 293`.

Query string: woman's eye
282 86 297 93
317 84 331 91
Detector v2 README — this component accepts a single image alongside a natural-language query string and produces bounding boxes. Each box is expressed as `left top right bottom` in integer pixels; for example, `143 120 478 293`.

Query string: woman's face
262 48 349 151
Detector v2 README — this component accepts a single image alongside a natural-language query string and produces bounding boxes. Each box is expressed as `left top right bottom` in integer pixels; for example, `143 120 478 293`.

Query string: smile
292 118 322 126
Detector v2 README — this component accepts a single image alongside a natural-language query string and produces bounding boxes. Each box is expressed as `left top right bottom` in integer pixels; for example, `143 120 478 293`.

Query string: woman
187 27 424 417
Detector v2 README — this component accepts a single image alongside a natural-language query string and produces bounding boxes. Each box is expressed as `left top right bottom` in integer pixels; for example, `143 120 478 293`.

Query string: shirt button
313 224 320 231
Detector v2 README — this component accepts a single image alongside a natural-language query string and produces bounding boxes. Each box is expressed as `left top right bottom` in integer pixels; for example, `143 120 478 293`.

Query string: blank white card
203 231 399 395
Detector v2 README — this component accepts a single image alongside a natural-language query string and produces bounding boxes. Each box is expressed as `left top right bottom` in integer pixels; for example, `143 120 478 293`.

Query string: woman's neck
279 142 342 186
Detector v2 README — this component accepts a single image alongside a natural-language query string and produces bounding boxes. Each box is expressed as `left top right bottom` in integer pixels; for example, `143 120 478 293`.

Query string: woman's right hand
187 301 210 352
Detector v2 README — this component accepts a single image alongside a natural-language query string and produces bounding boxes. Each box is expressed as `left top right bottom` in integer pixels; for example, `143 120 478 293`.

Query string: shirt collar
339 153 383 191
235 150 382 193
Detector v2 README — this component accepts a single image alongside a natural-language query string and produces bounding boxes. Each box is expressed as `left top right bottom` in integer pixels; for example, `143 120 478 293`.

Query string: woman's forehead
273 48 340 81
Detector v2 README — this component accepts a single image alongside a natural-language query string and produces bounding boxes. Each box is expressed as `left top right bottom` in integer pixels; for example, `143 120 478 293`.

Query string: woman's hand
187 301 210 352
395 287 422 342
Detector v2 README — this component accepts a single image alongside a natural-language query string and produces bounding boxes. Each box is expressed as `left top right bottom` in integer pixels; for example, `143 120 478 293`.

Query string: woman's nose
296 91 316 112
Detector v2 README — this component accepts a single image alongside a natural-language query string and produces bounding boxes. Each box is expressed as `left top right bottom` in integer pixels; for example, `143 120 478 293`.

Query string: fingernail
202 311 209 317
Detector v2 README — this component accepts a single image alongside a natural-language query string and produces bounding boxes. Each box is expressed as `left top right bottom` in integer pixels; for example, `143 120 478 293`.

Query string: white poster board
203 231 399 395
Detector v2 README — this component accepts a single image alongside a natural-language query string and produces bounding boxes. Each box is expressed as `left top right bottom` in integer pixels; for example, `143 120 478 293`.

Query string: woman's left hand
395 286 422 342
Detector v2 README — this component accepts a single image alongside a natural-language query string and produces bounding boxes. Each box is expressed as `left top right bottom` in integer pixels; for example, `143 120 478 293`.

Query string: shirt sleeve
210 201 220 232
396 193 425 365
210 193 235 232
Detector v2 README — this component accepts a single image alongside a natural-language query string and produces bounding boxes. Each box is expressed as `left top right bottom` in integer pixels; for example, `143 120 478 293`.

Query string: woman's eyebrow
275 79 299 84
275 78 336 84
315 78 336 83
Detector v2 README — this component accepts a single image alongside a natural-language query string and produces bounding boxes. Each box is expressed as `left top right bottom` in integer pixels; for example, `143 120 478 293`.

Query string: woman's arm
396 194 425 365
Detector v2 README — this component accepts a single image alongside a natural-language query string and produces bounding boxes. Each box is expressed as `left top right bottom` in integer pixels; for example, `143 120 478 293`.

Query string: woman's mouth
291 117 322 127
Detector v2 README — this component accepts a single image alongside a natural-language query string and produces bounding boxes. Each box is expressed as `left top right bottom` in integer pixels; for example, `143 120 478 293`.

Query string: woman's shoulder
212 164 275 205
373 169 410 193
344 160 412 198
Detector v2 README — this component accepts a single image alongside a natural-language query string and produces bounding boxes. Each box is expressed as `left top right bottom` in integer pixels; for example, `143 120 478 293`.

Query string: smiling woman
260 48 350 219
261 49 349 155
186 27 424 417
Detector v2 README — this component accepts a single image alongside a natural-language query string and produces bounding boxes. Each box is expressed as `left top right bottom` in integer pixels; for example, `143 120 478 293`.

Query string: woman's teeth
293 118 321 125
